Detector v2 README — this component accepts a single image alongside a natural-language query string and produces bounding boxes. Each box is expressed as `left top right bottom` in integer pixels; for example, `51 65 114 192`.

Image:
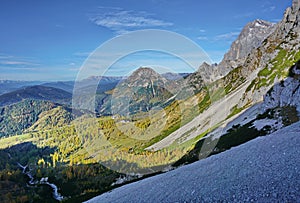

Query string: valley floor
86 121 300 203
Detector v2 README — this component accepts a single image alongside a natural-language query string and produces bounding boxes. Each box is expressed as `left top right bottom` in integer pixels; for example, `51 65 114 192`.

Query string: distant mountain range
0 80 43 95
0 85 72 107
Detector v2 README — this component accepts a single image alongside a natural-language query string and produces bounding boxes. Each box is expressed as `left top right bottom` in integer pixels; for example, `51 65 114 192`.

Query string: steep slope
173 63 300 166
87 121 300 203
146 0 300 150
161 72 190 80
0 85 72 107
239 0 300 107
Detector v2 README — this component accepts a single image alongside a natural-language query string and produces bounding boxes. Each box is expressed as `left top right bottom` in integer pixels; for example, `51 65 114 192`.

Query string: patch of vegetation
246 78 258 92
0 142 121 203
252 48 300 90
226 104 244 119
223 66 246 94
0 100 76 137
0 143 58 202
258 66 271 77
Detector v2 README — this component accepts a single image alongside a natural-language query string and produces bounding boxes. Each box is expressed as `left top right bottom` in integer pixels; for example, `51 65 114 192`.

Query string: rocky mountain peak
263 0 300 52
112 67 178 115
291 0 300 15
222 19 275 62
197 62 211 71
198 19 276 83
127 67 163 83
132 67 159 76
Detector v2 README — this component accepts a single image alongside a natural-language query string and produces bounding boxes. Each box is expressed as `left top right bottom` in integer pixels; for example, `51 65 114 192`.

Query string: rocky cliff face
263 62 300 112
195 0 300 124
238 0 300 108
223 20 275 62
198 19 275 82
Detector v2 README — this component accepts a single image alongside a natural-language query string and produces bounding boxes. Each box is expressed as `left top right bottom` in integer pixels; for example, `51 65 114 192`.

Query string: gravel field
87 121 300 203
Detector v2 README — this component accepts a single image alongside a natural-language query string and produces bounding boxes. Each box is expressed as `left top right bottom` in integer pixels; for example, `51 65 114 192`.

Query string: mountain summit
111 67 178 115
198 19 275 82
222 19 275 62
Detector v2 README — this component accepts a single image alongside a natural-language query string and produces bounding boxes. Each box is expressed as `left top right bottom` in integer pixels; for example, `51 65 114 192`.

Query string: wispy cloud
0 54 12 59
89 7 173 34
0 54 40 67
263 6 276 12
214 32 240 41
261 1 276 13
197 36 208 41
0 61 38 66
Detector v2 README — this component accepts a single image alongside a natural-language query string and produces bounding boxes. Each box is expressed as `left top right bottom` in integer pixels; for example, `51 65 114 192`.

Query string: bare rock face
263 63 300 112
197 62 218 83
199 19 275 82
223 19 275 62
269 0 300 44
197 0 300 117
238 0 300 107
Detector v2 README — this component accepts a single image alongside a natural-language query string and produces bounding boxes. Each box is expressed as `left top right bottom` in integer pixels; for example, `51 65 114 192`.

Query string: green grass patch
258 66 271 77
0 133 34 149
226 105 243 120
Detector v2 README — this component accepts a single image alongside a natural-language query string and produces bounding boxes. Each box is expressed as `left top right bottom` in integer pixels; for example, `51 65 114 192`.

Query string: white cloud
263 6 276 12
214 32 240 41
0 53 40 70
0 54 40 67
0 61 37 66
0 66 38 71
261 1 276 13
89 7 173 34
197 36 208 41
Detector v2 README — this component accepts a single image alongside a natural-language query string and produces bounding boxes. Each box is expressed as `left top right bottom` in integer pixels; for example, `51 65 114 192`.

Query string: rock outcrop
198 19 275 82
263 62 300 112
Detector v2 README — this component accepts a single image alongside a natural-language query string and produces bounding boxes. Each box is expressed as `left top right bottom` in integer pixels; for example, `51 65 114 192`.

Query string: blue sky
0 0 292 81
